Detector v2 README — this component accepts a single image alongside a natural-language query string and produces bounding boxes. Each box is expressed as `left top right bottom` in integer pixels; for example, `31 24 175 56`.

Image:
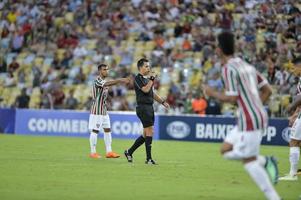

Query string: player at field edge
202 31 281 200
88 64 130 159
279 57 301 181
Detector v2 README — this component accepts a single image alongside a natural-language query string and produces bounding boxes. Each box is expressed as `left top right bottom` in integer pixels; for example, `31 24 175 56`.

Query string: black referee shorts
136 104 154 128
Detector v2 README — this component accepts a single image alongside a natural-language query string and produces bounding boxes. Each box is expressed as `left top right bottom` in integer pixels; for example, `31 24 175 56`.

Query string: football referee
124 58 170 165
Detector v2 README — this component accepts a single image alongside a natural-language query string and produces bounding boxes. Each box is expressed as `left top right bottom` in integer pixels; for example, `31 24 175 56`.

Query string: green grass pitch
0 134 300 200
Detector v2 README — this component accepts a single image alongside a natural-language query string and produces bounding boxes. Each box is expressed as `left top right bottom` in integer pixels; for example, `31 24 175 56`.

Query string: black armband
161 100 165 105
149 76 155 81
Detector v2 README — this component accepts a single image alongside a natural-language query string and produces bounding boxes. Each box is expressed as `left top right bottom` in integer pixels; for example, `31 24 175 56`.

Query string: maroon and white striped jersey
90 77 109 115
222 57 268 131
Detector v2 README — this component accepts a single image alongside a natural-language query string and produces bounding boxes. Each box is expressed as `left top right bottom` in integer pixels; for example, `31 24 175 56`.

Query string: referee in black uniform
124 58 170 164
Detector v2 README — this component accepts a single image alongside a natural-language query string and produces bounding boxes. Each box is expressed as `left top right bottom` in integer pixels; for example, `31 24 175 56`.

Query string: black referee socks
128 135 145 155
145 136 153 160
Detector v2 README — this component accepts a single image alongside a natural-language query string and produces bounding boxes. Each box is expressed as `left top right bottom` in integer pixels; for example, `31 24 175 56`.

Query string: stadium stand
0 0 300 117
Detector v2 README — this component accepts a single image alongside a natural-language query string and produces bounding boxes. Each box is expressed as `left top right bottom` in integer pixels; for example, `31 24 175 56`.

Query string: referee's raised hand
149 71 157 81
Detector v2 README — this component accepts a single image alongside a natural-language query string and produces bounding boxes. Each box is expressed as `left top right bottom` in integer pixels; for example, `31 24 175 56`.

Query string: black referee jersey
134 73 155 127
134 73 154 105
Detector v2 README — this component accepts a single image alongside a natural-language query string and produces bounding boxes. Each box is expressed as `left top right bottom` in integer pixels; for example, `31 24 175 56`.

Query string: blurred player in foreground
203 31 281 200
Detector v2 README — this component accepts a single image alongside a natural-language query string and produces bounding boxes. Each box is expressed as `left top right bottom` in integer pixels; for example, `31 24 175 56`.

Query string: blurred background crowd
0 0 300 117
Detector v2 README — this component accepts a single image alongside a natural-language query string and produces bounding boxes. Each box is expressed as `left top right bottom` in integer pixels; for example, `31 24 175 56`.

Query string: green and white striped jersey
90 77 108 115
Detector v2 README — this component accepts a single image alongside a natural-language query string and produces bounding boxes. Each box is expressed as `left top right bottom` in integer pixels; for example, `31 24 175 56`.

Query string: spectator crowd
0 0 300 118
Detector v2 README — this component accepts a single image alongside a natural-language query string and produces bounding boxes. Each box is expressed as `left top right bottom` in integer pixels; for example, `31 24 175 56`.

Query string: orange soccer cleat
106 151 120 158
89 153 101 159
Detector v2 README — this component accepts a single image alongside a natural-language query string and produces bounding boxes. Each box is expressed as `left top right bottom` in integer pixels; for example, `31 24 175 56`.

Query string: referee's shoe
124 150 133 162
145 159 157 165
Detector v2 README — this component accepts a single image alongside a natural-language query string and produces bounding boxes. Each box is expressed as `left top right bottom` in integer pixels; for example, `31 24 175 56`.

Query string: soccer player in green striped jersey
88 64 130 159
203 32 281 200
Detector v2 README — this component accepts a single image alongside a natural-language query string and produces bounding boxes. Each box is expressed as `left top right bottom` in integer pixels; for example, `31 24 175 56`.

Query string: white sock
104 132 112 153
257 155 267 167
89 132 98 153
244 160 281 200
289 147 300 176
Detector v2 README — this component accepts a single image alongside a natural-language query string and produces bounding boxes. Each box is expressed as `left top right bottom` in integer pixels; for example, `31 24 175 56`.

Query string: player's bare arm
202 84 238 104
153 92 170 109
288 95 301 114
104 77 130 87
259 84 272 104
289 108 299 126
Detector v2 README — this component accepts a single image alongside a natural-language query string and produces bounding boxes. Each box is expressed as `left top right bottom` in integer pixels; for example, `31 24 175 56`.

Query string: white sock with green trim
104 132 112 153
244 160 281 200
289 147 300 176
90 132 98 153
257 155 267 167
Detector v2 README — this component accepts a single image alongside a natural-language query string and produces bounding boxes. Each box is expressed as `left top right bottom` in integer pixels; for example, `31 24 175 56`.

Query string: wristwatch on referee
149 76 156 81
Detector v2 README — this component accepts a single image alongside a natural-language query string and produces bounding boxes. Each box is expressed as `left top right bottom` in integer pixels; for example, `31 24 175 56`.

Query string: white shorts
88 114 111 132
291 116 301 140
224 126 263 158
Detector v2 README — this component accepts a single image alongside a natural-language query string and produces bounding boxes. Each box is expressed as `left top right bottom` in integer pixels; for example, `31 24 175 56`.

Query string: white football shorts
88 114 111 132
290 116 301 140
224 126 263 158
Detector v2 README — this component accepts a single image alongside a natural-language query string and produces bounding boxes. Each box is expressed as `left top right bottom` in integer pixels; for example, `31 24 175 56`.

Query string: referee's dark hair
217 31 235 56
98 64 107 71
137 58 149 69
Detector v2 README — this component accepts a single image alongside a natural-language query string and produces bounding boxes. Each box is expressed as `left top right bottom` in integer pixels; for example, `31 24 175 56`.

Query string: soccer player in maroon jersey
279 57 301 181
88 64 130 159
203 32 281 200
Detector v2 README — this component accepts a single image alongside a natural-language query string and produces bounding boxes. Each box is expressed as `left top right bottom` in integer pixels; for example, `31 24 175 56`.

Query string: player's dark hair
98 64 107 71
217 31 235 56
137 58 149 69
293 57 301 65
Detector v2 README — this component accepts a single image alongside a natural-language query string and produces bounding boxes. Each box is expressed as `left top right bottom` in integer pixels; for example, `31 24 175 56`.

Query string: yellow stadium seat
32 87 41 95
269 95 280 117
208 13 216 24
17 52 28 59
65 12 74 23
113 55 122 65
82 64 92 76
107 40 116 47
157 85 169 97
74 59 82 66
233 13 242 21
54 17 64 28
86 39 97 50
166 22 176 29
135 41 144 48
145 41 155 50
280 95 290 109
34 57 44 66
171 69 179 83
29 95 41 109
